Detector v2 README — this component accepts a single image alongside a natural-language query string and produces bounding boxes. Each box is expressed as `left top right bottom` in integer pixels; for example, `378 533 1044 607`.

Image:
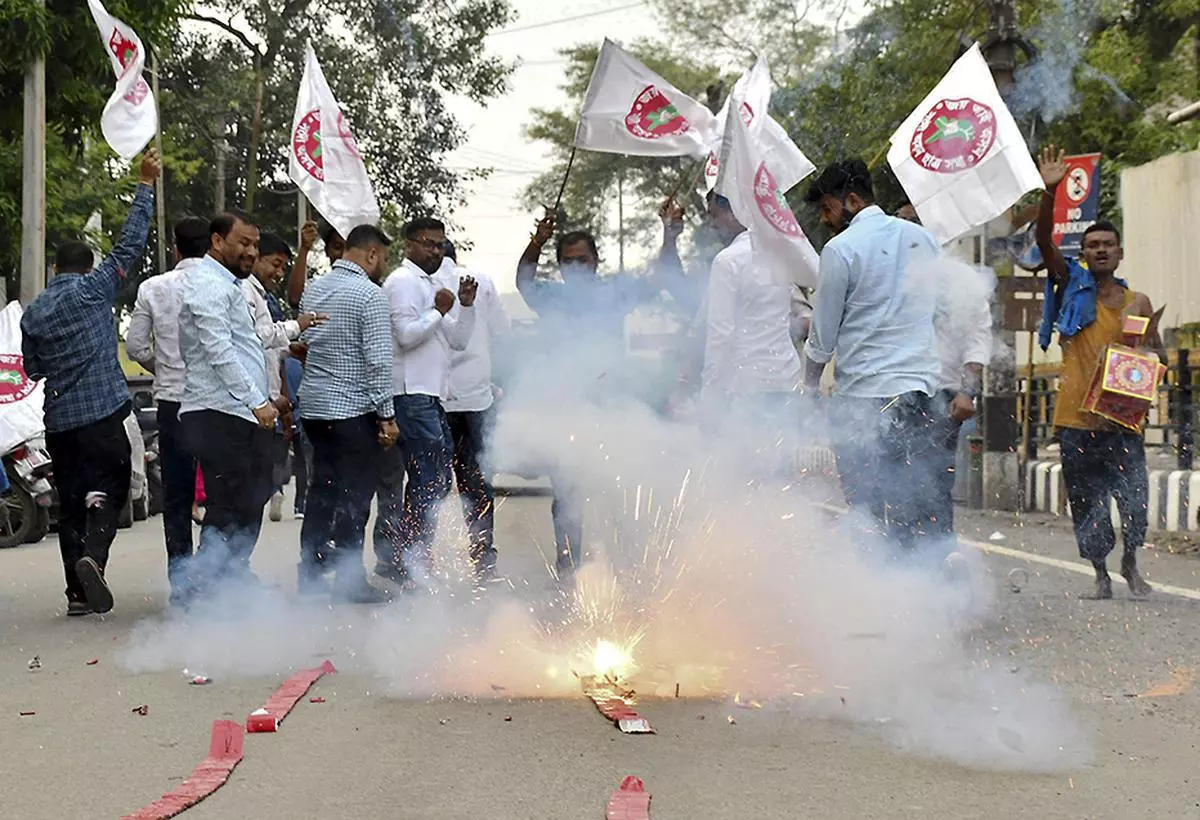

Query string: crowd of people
16 141 1163 617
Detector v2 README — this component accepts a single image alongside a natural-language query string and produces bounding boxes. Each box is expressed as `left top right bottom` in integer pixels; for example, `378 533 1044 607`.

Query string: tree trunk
245 54 265 212
214 136 226 212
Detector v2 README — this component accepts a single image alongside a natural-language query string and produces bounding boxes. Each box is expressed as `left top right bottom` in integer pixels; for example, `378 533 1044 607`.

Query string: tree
521 41 733 262
169 0 515 241
0 0 189 299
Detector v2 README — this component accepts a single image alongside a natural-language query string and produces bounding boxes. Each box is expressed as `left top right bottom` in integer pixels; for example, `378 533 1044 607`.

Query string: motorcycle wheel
0 487 37 548
133 495 148 521
23 507 50 544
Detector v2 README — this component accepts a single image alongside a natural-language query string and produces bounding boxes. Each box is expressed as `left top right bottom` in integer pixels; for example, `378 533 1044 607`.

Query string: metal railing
1018 348 1196 469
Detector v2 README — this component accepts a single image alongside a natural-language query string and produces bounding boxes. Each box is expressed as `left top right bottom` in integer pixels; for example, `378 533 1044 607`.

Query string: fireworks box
1081 314 1166 432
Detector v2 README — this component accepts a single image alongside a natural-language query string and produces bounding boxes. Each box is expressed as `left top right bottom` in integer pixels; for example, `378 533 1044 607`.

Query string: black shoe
298 564 332 597
332 579 393 605
66 600 92 617
373 563 409 585
75 557 113 614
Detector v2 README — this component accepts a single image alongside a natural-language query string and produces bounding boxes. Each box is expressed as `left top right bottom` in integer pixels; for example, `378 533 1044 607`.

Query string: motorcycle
0 438 54 548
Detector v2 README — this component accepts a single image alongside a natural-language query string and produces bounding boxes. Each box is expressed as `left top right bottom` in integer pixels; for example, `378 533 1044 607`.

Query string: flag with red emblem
87 0 157 159
574 39 716 158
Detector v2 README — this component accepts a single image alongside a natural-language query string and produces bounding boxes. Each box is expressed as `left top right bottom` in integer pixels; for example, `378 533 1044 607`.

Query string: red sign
1052 153 1102 254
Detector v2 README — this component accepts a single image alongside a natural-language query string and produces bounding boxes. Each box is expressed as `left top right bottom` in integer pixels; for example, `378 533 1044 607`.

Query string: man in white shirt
439 241 510 583
126 217 209 605
379 217 477 586
701 192 803 429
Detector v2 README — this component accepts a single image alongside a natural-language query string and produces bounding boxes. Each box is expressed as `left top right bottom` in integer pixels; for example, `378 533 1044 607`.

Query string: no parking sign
1052 153 1102 255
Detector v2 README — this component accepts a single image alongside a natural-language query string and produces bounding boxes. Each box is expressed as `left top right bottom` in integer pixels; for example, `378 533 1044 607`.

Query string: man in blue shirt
298 225 398 603
802 160 944 551
178 211 279 591
21 149 161 616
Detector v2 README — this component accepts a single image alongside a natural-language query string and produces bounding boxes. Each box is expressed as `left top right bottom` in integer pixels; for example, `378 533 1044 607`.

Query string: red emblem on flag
0 354 36 405
753 163 802 237
292 109 363 181
625 86 691 140
909 98 997 174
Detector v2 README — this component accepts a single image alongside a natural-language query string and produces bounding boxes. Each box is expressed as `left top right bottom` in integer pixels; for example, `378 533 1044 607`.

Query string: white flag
575 39 716 158
716 85 819 289
703 56 813 193
887 43 1042 244
289 43 380 241
87 0 156 159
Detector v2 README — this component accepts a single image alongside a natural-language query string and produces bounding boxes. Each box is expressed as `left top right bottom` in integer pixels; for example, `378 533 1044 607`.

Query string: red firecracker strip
580 676 654 734
257 659 337 728
606 776 651 820
121 720 244 820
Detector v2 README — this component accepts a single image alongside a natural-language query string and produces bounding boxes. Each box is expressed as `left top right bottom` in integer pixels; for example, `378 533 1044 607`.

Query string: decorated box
1082 316 1166 432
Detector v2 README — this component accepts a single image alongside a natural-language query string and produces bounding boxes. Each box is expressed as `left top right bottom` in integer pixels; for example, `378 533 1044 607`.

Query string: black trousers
44 404 131 602
372 441 405 568
448 408 496 570
182 410 272 572
1059 428 1149 562
299 414 382 577
156 401 196 588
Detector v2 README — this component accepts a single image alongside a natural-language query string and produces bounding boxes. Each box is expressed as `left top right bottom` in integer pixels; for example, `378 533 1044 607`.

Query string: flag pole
666 157 707 204
151 49 167 274
867 139 890 170
551 145 577 215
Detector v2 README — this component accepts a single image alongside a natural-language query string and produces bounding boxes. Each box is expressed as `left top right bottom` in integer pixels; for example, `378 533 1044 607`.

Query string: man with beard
240 232 325 522
379 217 477 587
126 215 208 606
802 159 942 550
21 149 161 616
179 211 279 588
297 225 397 603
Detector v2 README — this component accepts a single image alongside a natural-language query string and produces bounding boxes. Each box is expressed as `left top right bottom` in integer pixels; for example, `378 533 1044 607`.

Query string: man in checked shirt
21 149 161 616
298 225 399 603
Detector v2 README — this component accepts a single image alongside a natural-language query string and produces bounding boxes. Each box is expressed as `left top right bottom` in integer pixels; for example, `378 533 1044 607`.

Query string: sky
445 0 663 292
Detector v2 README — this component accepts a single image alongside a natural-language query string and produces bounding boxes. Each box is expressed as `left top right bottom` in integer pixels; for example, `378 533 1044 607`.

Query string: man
381 217 477 586
298 224 398 603
126 215 208 604
892 203 992 537
240 232 324 522
516 211 683 578
441 240 510 583
701 192 803 425
286 220 319 309
802 159 943 550
21 149 161 616
1036 145 1159 599
179 211 279 586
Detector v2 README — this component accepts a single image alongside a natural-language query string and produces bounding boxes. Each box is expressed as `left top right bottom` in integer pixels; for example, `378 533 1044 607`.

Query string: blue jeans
393 395 453 574
831 392 943 551
549 470 584 575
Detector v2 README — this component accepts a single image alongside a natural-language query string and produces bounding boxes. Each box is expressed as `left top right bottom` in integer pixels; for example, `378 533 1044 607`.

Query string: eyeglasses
408 238 444 252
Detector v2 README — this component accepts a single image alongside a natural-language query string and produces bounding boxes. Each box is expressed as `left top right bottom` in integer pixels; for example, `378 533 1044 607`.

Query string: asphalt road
3 488 1200 820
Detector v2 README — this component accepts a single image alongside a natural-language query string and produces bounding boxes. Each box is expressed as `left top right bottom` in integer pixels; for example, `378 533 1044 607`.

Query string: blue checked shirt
178 255 270 423
21 184 153 433
299 260 394 420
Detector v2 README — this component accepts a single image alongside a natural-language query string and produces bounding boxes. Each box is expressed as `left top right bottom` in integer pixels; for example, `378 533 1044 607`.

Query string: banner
289 42 380 241
716 82 819 289
87 0 157 159
886 43 1042 244
1052 153 1102 254
0 303 46 454
575 39 716 158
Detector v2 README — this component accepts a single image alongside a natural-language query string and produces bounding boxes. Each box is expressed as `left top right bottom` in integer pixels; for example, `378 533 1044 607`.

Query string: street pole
19 0 46 305
152 51 167 274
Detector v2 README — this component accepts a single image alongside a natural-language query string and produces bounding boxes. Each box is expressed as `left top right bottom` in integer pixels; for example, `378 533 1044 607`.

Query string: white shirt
240 275 300 400
125 257 202 403
702 232 802 396
383 258 476 399
933 263 993 392
438 265 510 413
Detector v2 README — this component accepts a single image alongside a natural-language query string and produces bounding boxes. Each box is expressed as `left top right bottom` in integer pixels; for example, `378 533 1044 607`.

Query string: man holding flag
22 150 161 616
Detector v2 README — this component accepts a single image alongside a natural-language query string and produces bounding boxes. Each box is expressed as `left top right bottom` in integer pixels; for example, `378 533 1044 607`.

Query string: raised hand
1038 145 1068 188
